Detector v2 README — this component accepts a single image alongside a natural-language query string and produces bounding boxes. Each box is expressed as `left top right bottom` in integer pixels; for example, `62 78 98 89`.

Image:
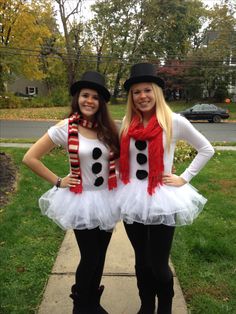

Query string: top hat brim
124 75 165 91
70 81 110 102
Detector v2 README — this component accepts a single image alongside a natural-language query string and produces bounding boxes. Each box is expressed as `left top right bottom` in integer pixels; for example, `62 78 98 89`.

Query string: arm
163 115 215 186
22 133 59 186
22 133 78 188
178 117 215 182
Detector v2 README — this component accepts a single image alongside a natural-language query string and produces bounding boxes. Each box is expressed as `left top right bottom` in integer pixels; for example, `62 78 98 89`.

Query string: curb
1 143 236 151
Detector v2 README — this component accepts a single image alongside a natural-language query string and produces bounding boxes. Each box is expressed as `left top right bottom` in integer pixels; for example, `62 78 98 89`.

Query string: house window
231 56 236 66
26 86 38 96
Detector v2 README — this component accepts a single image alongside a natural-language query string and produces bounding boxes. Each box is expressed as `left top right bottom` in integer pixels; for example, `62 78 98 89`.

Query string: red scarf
68 113 117 193
120 114 164 195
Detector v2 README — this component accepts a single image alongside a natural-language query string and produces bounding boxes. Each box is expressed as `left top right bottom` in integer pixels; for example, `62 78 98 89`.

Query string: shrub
174 140 197 164
0 92 70 109
0 94 23 109
214 85 229 102
50 89 70 107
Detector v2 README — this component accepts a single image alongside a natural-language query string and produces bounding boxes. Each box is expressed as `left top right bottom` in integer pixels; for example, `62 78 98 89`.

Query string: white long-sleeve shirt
128 113 215 182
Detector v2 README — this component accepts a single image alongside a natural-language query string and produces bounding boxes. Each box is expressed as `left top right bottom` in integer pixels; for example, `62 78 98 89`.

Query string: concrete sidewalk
37 222 188 314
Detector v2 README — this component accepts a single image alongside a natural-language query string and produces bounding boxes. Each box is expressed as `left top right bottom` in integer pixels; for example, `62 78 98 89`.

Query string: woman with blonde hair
117 63 214 314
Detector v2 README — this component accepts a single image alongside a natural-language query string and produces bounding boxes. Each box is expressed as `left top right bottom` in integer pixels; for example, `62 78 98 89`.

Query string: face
78 88 99 120
131 82 156 115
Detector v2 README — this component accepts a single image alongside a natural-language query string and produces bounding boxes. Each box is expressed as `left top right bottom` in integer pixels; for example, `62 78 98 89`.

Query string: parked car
179 103 230 123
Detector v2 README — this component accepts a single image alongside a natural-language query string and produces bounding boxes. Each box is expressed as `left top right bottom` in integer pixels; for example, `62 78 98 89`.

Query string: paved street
0 120 55 139
192 121 236 142
1 119 236 142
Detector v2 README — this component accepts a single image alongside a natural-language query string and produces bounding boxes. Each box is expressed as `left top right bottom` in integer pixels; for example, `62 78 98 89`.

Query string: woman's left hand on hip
162 174 187 187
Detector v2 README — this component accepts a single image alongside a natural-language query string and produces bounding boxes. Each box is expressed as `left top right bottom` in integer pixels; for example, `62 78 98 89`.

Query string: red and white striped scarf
68 113 117 193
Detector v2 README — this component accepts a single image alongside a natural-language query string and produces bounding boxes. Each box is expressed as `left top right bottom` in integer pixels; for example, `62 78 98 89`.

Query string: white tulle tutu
39 187 120 231
116 179 207 226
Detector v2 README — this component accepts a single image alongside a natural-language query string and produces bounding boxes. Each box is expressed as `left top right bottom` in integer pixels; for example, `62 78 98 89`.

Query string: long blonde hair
121 83 173 150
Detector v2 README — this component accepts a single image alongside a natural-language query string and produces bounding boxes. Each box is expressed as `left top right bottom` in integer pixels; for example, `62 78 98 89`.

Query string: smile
138 102 149 106
83 105 95 109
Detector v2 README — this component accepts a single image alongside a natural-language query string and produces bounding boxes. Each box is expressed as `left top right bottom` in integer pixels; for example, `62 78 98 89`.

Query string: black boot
70 284 90 314
135 266 156 314
156 277 174 314
90 285 109 314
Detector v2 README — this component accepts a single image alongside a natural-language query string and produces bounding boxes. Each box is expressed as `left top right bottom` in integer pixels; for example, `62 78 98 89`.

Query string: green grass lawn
0 148 235 313
0 148 66 314
0 101 235 121
172 151 236 313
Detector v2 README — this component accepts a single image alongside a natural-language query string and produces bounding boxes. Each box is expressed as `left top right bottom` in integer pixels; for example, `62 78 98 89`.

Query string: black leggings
73 228 112 301
124 222 175 283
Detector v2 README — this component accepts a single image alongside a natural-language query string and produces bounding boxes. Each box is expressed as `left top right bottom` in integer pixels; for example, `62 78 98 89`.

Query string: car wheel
212 115 221 123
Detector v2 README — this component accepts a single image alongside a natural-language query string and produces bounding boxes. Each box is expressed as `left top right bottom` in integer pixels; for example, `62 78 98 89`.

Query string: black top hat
124 63 165 91
70 71 111 102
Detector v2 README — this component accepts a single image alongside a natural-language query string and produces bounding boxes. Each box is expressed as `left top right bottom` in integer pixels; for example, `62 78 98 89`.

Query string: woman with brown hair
23 71 119 314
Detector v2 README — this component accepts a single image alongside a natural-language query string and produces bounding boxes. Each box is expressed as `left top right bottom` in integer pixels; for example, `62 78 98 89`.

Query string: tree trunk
112 64 123 100
0 62 5 93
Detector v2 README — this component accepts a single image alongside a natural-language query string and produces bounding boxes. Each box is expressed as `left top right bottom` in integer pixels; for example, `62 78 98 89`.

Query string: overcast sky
55 0 228 30
79 0 224 20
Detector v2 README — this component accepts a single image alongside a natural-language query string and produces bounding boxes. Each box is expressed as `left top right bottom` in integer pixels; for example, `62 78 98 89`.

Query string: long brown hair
69 90 120 158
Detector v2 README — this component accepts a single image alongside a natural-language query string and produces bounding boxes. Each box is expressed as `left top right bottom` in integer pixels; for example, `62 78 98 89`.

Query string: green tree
88 0 146 99
0 0 55 93
53 0 93 90
188 2 236 100
139 0 205 59
87 0 207 99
